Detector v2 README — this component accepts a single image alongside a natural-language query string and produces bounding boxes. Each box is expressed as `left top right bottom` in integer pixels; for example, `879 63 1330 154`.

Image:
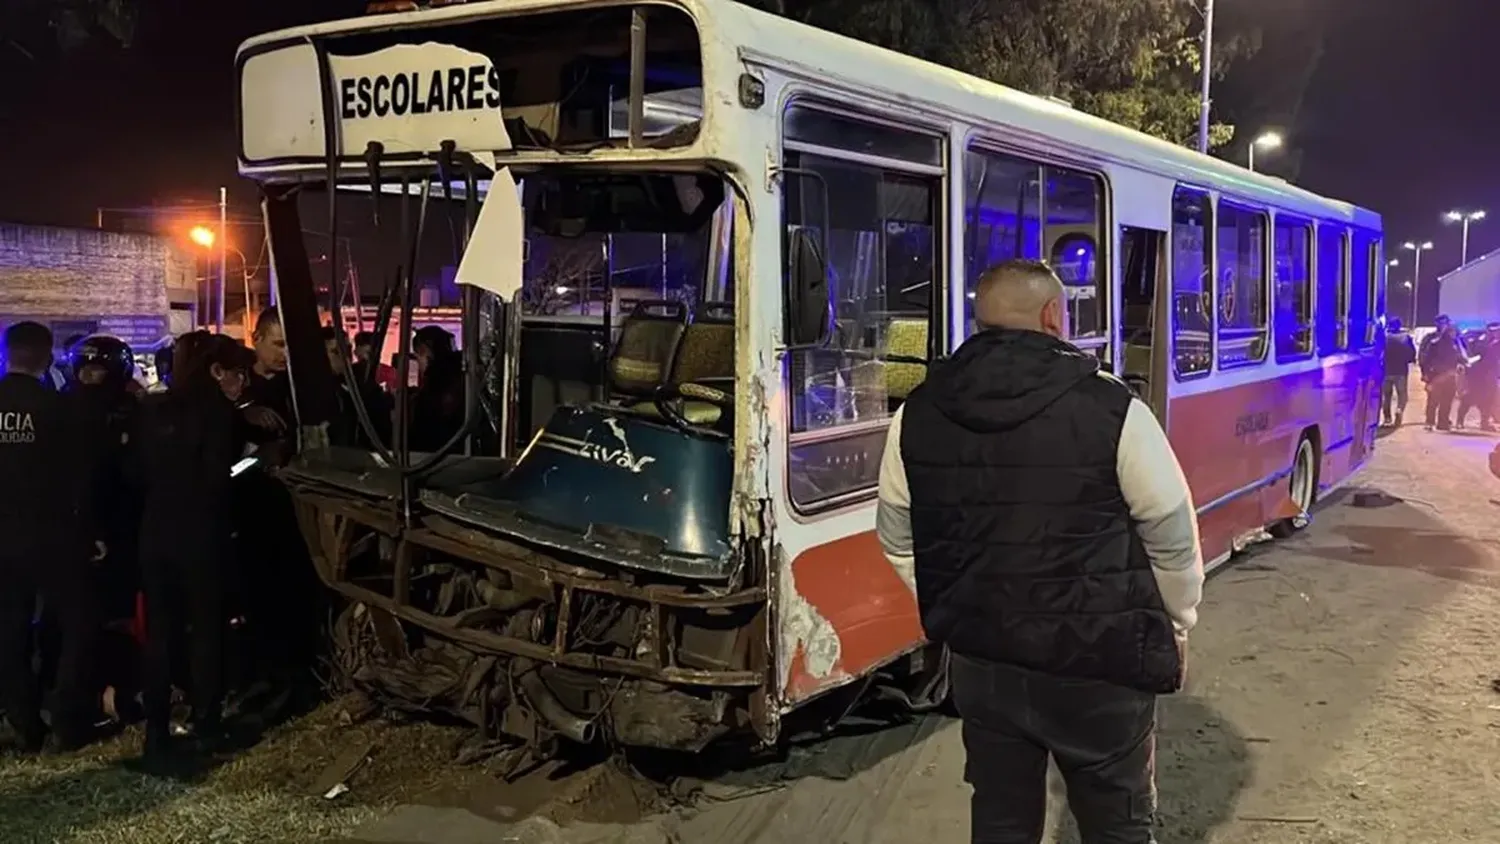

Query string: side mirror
786 228 830 347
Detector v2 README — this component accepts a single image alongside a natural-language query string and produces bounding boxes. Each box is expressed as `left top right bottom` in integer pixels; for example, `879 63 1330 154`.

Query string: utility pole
217 187 228 333
1196 0 1215 154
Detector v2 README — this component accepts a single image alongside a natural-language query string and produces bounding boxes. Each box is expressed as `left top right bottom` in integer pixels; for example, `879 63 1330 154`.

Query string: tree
2 0 135 61
748 0 1255 151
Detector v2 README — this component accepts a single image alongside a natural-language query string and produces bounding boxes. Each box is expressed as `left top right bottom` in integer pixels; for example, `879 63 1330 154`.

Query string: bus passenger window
1215 202 1269 369
1316 225 1348 355
783 129 940 510
963 149 1041 335
1349 231 1374 349
1170 188 1213 377
1046 170 1106 343
1273 216 1314 360
962 148 1105 342
1368 239 1385 345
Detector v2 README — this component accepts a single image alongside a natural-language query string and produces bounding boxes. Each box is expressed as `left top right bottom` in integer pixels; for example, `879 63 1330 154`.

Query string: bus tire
1269 434 1319 539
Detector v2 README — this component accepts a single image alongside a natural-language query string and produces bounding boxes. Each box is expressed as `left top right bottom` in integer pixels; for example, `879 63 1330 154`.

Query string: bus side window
783 108 942 511
962 148 1105 343
1316 225 1348 355
1362 236 1382 347
1215 202 1269 369
963 149 1041 336
1170 188 1213 378
1274 216 1314 361
1350 231 1374 349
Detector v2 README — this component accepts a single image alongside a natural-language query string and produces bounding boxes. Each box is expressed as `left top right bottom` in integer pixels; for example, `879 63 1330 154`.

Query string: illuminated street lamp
1443 209 1486 266
1403 241 1435 326
189 225 216 248
1248 132 1283 172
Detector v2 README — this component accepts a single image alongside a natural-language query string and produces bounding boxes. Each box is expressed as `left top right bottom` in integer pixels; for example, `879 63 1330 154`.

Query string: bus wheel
1270 435 1319 539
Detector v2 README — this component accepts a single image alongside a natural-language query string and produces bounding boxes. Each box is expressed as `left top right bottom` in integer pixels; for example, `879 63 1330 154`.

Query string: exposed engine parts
296 487 765 758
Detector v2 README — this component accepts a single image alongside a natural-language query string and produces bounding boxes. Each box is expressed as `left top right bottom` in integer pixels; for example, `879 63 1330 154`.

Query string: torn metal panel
774 544 844 705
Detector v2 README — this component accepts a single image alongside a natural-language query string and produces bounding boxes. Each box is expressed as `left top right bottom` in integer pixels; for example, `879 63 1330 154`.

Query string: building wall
0 223 197 347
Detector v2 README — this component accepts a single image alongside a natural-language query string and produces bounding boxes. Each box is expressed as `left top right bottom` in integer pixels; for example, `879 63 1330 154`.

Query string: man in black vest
877 260 1204 844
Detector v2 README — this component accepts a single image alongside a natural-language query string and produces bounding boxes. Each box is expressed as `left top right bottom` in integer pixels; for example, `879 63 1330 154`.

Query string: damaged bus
236 0 1381 754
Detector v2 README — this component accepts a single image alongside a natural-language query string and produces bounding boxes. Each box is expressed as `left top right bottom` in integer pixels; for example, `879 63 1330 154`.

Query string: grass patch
0 699 482 844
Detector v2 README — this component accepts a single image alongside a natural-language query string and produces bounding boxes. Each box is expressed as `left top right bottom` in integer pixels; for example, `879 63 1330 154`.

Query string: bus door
1118 224 1170 421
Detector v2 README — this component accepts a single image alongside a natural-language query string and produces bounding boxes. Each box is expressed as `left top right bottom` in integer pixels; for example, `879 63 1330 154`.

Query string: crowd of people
1385 315 1500 431
0 308 464 777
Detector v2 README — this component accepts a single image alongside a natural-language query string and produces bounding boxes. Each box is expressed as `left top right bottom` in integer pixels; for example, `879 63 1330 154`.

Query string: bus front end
236 0 772 755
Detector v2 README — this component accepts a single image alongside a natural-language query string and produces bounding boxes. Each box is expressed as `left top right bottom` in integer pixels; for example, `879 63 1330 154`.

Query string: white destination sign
328 42 514 157
238 41 513 164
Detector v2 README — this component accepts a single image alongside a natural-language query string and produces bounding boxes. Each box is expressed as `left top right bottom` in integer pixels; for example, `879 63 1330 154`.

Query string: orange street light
189 225 216 248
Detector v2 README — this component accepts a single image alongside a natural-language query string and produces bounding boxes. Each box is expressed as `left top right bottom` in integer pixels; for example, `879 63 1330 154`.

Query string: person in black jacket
130 334 251 774
410 325 464 452
0 322 98 752
65 336 142 617
1456 322 1500 432
323 326 392 449
877 260 1204 844
1381 318 1417 426
60 335 144 727
1419 316 1467 431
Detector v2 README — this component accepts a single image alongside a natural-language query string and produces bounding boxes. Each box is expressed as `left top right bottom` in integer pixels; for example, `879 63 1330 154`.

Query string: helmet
69 335 135 386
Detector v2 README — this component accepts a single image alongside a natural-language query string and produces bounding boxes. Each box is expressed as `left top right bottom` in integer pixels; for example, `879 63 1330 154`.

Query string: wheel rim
1291 441 1315 511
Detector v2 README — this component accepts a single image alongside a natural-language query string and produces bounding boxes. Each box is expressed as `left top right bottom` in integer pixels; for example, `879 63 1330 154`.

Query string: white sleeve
1116 397 1205 635
876 405 916 596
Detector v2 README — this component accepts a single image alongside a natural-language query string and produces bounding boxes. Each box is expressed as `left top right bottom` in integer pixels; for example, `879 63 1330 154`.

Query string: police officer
130 334 250 773
66 337 144 665
0 321 98 752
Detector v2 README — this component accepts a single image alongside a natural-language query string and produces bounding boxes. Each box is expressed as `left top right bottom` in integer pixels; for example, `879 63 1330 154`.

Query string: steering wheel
652 379 734 430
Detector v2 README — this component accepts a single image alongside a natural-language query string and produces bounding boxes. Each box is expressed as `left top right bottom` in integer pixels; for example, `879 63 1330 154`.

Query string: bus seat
635 309 735 427
883 317 929 402
849 316 928 419
1123 342 1152 378
608 300 688 401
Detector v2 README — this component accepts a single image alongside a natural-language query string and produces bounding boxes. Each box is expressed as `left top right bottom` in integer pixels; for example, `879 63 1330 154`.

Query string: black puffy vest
901 329 1182 694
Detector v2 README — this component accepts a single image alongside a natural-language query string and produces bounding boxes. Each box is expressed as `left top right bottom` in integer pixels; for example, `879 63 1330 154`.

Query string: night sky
0 0 1495 318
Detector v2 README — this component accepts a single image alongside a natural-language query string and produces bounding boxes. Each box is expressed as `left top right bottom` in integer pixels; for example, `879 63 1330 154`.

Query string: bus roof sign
240 41 512 166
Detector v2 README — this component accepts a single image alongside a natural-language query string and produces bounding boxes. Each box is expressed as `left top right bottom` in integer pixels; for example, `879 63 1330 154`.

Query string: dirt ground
4 402 1499 844
0 692 500 844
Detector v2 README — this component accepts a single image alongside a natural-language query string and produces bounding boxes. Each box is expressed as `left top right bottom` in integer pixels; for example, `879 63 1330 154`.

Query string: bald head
973 259 1068 338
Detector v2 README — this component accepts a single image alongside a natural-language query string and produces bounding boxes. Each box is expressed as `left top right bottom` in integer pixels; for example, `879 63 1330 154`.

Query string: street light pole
1444 210 1486 266
1248 132 1283 173
1403 241 1434 326
217 187 228 334
1196 0 1215 154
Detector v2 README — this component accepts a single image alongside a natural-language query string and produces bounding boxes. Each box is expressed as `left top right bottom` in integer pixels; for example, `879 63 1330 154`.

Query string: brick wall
0 223 196 318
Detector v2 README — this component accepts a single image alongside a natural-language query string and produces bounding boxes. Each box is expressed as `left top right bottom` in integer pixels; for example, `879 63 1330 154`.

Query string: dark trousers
141 553 226 735
951 654 1158 844
1425 372 1459 429
1381 375 1409 422
1458 379 1496 427
0 556 97 746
